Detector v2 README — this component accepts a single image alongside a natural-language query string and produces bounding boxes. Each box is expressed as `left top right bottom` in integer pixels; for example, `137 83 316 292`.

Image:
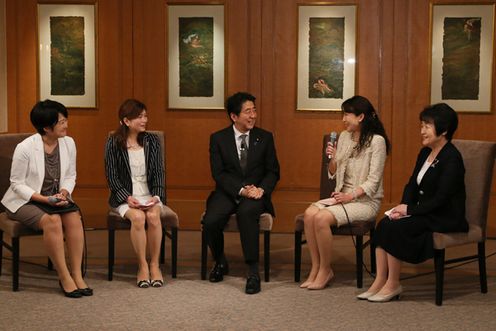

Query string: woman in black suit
104 99 165 288
358 103 468 302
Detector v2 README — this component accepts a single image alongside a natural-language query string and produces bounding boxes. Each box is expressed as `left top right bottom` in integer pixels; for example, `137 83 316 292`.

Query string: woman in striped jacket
104 99 166 288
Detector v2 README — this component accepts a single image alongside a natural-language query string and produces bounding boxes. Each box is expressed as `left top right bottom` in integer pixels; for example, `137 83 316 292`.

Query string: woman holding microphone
300 95 390 290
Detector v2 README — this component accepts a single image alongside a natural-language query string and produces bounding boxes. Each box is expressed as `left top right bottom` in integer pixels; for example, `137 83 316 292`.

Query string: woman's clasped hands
127 196 159 210
330 191 353 204
48 192 70 207
389 204 408 220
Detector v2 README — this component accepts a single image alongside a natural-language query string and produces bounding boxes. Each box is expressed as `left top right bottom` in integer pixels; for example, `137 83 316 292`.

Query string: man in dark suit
203 92 280 294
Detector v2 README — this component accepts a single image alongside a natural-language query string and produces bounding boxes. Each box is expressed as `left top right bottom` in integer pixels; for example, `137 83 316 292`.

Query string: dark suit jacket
209 126 280 215
402 142 468 233
104 132 165 208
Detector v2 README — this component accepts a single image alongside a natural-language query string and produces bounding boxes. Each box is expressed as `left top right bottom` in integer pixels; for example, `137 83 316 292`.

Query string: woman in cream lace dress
301 95 390 290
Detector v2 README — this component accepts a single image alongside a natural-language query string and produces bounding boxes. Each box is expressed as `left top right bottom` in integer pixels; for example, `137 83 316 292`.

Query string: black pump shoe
137 279 151 288
77 287 93 296
59 281 83 298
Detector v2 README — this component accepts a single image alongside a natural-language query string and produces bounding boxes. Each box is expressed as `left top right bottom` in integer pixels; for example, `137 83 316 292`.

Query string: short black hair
419 103 458 141
226 92 256 119
30 99 68 135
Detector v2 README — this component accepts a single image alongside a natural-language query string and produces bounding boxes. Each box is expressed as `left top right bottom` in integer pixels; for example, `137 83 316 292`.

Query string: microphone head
48 196 59 203
330 131 337 143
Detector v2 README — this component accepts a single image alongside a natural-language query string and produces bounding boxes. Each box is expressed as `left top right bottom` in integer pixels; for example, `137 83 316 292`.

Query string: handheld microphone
48 196 60 204
328 131 337 160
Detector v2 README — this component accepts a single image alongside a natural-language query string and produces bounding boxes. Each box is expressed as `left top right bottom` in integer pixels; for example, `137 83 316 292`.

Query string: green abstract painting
179 17 213 97
308 17 344 99
50 16 85 96
442 17 481 100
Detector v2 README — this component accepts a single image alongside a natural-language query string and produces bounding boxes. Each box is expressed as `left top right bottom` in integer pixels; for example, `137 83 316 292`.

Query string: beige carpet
1 231 495 330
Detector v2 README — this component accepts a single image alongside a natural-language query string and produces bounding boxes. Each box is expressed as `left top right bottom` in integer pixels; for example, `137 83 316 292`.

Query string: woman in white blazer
1 100 92 298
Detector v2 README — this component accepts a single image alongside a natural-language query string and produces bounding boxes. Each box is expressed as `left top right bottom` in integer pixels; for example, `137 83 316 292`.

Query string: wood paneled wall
0 0 7 132
4 0 496 235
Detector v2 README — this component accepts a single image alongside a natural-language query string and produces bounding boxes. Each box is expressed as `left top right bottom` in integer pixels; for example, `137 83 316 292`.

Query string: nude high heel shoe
356 290 379 300
307 272 334 290
300 279 314 288
367 286 403 302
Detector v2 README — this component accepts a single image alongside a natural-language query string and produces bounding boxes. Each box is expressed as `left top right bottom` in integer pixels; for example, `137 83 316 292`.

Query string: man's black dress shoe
245 274 261 294
209 261 229 282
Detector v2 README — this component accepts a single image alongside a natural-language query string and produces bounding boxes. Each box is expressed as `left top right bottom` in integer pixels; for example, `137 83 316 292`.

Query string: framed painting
167 4 225 110
430 3 495 113
297 4 357 112
38 3 97 108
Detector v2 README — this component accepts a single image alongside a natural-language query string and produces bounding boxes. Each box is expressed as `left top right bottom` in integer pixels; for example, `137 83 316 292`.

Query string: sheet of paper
384 208 412 219
137 197 154 207
317 197 337 206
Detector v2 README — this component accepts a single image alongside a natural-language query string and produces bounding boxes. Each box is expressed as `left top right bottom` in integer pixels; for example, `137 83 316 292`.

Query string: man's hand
241 185 264 200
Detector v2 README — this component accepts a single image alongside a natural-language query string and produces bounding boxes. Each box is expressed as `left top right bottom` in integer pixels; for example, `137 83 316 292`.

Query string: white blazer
1 134 77 213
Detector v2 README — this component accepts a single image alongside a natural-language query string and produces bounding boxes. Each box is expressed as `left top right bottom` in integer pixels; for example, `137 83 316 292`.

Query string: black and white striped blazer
104 132 166 208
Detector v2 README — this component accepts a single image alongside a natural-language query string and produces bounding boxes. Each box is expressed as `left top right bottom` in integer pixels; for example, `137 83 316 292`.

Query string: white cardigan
1 134 77 213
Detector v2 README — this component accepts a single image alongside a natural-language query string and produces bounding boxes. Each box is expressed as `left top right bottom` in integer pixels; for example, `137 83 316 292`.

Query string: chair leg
108 229 115 281
160 228 166 264
355 235 363 288
434 248 445 306
264 231 270 282
12 237 19 291
48 258 53 271
171 227 178 278
369 227 376 275
294 230 302 282
0 230 3 277
201 228 207 280
478 241 487 293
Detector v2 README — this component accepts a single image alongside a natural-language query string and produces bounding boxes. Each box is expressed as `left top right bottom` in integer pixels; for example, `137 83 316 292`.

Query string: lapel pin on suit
254 137 261 146
430 158 440 168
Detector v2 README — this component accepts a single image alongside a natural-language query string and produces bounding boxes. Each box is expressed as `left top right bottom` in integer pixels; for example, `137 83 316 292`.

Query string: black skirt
373 215 434 264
